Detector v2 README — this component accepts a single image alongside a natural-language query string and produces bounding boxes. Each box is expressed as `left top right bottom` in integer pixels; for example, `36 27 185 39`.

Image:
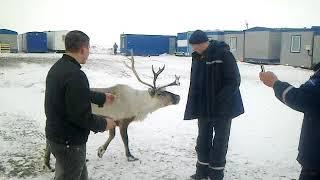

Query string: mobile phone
260 65 265 72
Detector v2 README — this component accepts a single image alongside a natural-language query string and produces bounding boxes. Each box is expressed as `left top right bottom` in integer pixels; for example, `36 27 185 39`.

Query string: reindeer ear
148 88 155 96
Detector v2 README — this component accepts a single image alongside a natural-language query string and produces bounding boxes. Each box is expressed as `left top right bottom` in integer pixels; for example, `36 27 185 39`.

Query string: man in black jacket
45 30 116 180
260 64 320 180
113 42 118 55
184 30 244 180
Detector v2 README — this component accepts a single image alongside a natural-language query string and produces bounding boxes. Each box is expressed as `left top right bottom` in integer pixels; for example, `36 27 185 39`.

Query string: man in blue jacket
184 30 244 180
260 65 320 180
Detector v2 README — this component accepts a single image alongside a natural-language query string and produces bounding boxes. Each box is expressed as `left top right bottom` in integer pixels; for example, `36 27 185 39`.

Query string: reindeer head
124 53 180 107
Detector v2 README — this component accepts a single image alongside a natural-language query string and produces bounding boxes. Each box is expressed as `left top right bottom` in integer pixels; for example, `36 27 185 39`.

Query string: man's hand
105 118 116 130
105 93 115 105
259 71 279 88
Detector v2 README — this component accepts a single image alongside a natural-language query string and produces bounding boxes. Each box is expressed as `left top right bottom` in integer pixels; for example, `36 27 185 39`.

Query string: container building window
291 35 301 53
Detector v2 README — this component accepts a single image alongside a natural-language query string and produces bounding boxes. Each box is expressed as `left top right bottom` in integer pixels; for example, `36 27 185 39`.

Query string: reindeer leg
43 141 55 172
98 128 116 158
119 120 138 161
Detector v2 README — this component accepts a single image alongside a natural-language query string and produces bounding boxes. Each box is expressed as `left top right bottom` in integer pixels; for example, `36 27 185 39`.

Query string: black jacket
184 40 244 120
45 54 107 145
273 70 320 169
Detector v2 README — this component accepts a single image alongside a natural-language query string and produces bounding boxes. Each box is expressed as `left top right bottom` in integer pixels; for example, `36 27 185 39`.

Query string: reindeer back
91 84 149 121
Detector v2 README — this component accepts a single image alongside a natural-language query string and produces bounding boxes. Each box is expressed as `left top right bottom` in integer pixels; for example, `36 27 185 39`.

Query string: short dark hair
65 30 90 52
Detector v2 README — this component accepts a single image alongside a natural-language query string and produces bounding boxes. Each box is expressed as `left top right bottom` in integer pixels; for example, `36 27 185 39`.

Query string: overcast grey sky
1 0 319 47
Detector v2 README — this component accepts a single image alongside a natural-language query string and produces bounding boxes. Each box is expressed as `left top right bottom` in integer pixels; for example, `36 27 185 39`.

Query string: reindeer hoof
43 163 55 172
97 146 106 158
127 156 139 162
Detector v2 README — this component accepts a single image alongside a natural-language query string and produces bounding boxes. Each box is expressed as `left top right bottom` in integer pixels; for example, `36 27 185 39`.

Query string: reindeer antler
151 65 165 88
124 49 180 91
124 51 154 89
157 75 180 90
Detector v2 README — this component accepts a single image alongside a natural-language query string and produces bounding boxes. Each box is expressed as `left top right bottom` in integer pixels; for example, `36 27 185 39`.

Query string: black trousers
196 118 232 169
48 139 88 180
299 168 320 180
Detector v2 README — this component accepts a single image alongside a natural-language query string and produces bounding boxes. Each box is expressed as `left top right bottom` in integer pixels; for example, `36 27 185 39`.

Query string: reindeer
44 54 180 170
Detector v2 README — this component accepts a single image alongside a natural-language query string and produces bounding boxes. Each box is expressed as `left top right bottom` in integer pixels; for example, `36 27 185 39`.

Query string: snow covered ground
0 53 313 180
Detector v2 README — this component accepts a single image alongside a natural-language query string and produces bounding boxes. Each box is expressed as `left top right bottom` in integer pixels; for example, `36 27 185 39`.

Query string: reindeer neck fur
133 90 165 121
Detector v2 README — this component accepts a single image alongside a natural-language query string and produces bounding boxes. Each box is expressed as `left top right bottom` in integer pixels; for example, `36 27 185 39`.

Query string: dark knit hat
312 62 320 72
189 30 209 44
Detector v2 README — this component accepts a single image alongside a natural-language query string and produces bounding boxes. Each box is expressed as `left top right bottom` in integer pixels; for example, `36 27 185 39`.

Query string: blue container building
22 32 48 53
120 34 176 56
0 29 18 53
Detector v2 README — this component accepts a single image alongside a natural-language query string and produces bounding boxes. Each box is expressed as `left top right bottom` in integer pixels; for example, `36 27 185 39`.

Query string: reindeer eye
156 92 165 96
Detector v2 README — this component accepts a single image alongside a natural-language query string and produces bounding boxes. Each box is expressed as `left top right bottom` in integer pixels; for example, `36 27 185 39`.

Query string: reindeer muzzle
172 94 180 105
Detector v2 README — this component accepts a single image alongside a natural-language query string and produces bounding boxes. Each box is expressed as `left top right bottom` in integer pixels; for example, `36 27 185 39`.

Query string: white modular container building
17 34 23 52
45 30 69 52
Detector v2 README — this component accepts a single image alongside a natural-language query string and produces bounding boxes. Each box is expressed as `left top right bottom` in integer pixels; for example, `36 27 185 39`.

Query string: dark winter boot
208 169 224 180
190 162 209 180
